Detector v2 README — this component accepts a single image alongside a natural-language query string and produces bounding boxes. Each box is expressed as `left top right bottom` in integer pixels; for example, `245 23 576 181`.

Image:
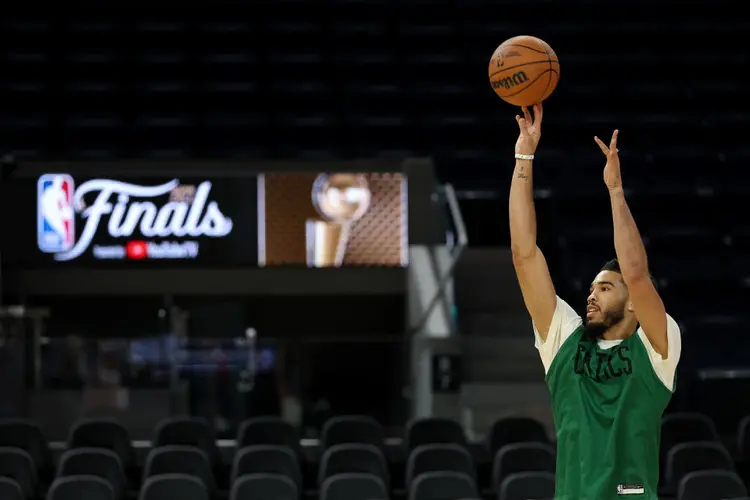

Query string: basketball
489 35 560 107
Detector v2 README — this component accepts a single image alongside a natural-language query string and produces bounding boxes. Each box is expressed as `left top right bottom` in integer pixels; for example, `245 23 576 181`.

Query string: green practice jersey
535 297 681 500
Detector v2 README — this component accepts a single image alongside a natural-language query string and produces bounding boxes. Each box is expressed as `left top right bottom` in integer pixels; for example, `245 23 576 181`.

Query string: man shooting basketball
509 103 681 499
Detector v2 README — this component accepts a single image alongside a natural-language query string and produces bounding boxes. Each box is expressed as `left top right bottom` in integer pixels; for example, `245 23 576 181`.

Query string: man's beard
582 308 625 341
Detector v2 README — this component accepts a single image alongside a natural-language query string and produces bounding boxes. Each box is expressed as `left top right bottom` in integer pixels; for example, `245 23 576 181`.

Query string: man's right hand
515 103 543 156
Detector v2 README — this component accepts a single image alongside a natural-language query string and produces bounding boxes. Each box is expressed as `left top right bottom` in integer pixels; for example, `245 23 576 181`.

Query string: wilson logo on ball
492 71 529 90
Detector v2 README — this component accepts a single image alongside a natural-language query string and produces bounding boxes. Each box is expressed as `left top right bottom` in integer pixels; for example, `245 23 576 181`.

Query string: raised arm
595 130 668 357
510 104 557 339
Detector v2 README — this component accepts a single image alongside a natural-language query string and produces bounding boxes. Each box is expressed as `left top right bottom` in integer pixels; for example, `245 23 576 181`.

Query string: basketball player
509 104 681 500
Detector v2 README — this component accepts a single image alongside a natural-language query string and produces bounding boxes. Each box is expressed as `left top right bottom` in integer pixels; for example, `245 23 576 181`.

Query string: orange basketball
489 35 560 107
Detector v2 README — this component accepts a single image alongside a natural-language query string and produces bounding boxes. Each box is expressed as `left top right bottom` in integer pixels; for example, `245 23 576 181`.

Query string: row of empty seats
0 412 749 499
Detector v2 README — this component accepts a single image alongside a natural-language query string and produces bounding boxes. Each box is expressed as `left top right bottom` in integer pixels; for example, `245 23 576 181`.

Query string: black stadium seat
677 470 748 500
0 477 23 500
67 418 135 469
143 446 215 496
0 420 51 470
318 444 389 486
154 417 219 468
322 415 385 451
320 472 388 500
0 447 37 499
47 475 114 500
408 470 477 500
139 474 208 500
664 441 734 494
498 471 556 500
492 443 555 491
406 418 467 453
231 445 301 490
57 448 126 500
230 473 298 500
406 444 475 487
238 417 303 460
661 413 719 468
487 417 549 455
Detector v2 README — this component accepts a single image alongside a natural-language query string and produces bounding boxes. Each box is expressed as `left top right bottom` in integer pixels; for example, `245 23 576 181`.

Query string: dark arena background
0 2 748 500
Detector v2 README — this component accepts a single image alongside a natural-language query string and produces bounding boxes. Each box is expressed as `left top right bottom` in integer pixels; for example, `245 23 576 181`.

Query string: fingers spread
610 129 619 149
522 106 532 123
594 136 609 155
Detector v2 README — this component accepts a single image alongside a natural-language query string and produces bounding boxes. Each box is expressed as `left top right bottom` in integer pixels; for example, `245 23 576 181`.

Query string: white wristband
515 153 534 160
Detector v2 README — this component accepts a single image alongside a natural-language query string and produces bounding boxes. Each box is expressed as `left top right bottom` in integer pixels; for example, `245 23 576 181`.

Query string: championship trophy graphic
305 173 372 267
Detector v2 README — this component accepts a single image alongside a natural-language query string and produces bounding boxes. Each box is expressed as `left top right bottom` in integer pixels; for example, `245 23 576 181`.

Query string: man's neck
601 318 639 341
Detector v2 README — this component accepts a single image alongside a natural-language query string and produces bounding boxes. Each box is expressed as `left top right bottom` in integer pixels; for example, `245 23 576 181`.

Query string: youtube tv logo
126 241 148 259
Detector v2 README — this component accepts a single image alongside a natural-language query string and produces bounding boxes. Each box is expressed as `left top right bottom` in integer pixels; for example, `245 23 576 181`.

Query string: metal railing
411 183 469 334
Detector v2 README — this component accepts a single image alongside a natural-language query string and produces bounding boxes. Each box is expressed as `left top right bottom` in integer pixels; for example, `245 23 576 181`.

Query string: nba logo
37 174 76 253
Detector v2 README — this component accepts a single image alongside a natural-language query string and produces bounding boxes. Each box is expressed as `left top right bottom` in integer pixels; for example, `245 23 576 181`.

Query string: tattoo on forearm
516 166 529 180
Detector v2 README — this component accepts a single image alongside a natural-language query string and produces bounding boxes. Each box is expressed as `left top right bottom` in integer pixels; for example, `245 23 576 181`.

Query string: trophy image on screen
306 173 372 267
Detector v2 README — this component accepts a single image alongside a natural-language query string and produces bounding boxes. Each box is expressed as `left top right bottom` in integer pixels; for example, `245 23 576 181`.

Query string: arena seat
237 417 303 460
405 443 475 487
143 446 215 497
231 445 301 490
230 473 298 500
0 447 37 499
318 444 389 487
492 443 555 492
497 471 555 500
319 472 388 500
664 441 734 494
487 417 549 455
139 474 208 500
57 448 126 500
406 418 468 453
677 470 747 500
321 415 385 451
0 477 23 500
408 470 477 500
154 417 220 468
67 418 135 469
0 420 51 470
47 475 114 500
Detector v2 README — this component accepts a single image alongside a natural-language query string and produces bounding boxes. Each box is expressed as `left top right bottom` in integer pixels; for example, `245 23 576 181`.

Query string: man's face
585 270 629 328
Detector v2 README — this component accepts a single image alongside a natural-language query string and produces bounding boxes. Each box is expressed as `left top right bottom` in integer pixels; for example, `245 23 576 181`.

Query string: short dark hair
600 258 657 289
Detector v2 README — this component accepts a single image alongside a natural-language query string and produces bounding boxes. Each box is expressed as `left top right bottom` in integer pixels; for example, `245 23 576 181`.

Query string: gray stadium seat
57 448 126 500
47 475 114 500
492 443 555 491
662 413 718 448
678 470 747 500
406 444 475 487
0 477 23 500
144 445 215 496
406 418 467 452
231 445 301 489
154 417 219 467
0 447 37 499
665 441 734 493
238 417 302 459
230 473 298 500
0 420 51 469
319 443 389 486
320 472 388 500
661 413 720 471
68 418 134 468
498 471 555 500
322 415 385 450
139 474 207 500
408 471 477 500
488 417 549 455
